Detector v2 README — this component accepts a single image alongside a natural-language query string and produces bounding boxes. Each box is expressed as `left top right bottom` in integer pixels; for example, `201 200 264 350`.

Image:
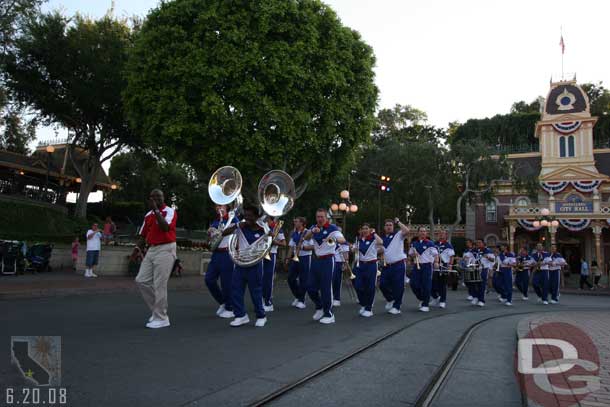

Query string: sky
38 0 610 200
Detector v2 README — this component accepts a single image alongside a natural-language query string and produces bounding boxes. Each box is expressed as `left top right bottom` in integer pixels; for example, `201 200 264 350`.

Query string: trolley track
249 305 610 407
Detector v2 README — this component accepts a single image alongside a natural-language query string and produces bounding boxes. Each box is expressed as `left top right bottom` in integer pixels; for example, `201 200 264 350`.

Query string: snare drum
464 264 482 283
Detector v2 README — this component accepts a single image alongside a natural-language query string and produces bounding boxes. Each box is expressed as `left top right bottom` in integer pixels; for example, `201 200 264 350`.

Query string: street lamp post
532 208 559 248
44 145 55 200
330 190 359 233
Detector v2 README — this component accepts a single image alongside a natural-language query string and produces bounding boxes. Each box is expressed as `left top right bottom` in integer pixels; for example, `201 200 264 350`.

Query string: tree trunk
447 190 468 243
427 188 435 240
73 157 100 219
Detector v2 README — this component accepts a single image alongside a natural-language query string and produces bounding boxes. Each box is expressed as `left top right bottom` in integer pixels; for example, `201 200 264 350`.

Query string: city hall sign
555 194 593 213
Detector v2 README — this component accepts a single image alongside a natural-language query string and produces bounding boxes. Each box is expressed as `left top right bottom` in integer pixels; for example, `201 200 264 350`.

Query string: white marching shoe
418 301 423 309
522 295 529 301
230 315 250 327
263 304 274 312
430 297 440 307
385 301 394 311
419 306 430 312
499 298 507 303
333 300 341 307
255 317 267 327
312 309 324 321
439 302 446 309
550 299 558 304
361 310 373 318
218 310 235 319
146 318 170 329
542 301 549 305
467 295 474 301
470 298 479 305
388 307 401 315
291 299 299 307
359 306 365 315
320 315 335 324
295 301 306 309
477 302 485 307
148 314 154 323
505 302 513 306
216 304 226 316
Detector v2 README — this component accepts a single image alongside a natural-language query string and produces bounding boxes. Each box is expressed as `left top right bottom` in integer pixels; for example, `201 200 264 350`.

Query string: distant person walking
103 216 116 245
135 189 177 329
71 237 80 271
580 258 593 290
592 259 602 288
85 224 102 278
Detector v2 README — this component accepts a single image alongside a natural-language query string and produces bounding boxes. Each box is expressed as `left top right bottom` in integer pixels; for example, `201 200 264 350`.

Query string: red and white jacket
140 205 177 246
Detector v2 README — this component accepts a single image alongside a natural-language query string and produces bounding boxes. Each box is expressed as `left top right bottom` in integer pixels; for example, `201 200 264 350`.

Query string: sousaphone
207 166 243 251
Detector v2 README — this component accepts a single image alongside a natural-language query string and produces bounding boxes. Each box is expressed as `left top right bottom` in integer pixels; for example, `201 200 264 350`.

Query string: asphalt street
1 282 609 407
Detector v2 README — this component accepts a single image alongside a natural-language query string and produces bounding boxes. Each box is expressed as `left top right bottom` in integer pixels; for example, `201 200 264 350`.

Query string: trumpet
291 230 305 262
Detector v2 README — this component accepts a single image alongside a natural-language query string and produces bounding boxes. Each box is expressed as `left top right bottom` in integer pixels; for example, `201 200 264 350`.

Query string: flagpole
560 26 564 80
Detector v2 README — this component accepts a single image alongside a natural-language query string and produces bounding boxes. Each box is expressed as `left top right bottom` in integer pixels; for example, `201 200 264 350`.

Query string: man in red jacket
136 189 178 329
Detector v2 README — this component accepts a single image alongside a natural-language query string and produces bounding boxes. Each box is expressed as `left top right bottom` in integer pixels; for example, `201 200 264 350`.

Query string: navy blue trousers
332 261 344 301
475 269 489 303
287 255 311 302
232 262 265 319
205 251 234 311
492 270 504 298
308 256 334 317
532 270 549 301
431 269 448 303
549 269 560 301
410 263 433 307
380 261 406 309
515 270 530 298
501 268 513 303
354 262 378 311
262 253 277 306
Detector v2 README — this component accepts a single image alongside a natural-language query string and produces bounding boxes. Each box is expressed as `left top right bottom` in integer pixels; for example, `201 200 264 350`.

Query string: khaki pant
135 242 176 321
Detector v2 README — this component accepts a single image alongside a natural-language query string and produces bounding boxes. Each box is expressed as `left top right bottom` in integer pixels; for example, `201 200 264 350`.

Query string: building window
559 136 566 157
515 197 529 207
485 200 497 223
568 135 575 157
485 234 498 247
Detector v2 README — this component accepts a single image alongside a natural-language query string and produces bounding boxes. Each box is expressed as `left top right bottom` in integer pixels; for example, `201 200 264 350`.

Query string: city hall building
466 80 610 270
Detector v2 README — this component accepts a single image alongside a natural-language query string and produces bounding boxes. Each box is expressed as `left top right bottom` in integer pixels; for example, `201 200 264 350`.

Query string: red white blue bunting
517 219 541 231
559 219 591 231
552 121 582 134
540 181 569 194
572 180 602 193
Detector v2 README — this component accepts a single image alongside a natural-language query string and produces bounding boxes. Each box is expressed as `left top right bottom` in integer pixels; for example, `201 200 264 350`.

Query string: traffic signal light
379 175 391 192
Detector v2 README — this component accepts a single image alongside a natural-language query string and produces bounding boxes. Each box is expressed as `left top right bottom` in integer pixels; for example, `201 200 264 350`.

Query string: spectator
71 237 80 272
579 258 593 290
85 224 102 278
128 245 145 275
592 259 602 288
103 216 116 245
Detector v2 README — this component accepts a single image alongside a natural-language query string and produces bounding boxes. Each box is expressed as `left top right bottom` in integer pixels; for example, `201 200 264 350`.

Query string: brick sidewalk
517 312 610 407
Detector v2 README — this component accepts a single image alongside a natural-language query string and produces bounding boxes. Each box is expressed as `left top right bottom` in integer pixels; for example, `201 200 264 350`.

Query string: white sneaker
148 314 154 323
313 310 324 321
404 277 410 284
255 317 267 327
263 304 274 312
218 310 235 319
320 315 335 324
467 295 474 301
419 306 430 312
505 302 513 306
333 300 341 307
359 306 365 314
550 299 558 304
471 298 479 305
522 296 529 301
385 301 394 311
90 272 98 278
230 315 250 327
388 307 401 315
430 297 440 307
291 299 299 307
84 270 90 277
499 298 507 303
295 301 306 309
361 310 373 317
477 302 485 307
216 304 226 316
418 301 423 309
542 301 549 305
146 319 170 329
439 302 446 309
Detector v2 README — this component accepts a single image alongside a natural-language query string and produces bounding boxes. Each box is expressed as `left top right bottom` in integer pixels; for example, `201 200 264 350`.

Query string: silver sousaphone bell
228 170 296 267
207 166 243 251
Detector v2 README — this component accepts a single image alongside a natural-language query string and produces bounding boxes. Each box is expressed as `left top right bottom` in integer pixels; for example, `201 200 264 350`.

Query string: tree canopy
124 0 378 190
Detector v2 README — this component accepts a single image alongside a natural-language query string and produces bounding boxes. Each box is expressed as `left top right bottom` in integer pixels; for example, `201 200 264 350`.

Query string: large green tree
4 12 138 218
124 0 378 195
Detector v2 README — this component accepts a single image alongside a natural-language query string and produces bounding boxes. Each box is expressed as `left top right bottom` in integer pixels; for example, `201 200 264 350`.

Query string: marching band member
462 239 477 301
303 209 346 324
549 244 566 304
497 244 516 306
408 227 439 312
205 204 239 319
491 246 504 301
531 243 552 305
353 223 384 317
431 229 454 309
332 227 350 307
379 218 409 314
262 218 286 312
285 217 313 309
515 247 534 300
473 239 494 307
222 206 269 327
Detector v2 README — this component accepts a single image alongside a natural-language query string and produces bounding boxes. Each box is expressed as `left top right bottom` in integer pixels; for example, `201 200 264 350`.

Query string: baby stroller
25 243 53 273
1 240 24 275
